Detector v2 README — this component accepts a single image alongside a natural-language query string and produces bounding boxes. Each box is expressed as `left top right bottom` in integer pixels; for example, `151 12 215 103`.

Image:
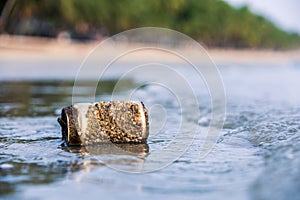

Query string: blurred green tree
2 0 300 48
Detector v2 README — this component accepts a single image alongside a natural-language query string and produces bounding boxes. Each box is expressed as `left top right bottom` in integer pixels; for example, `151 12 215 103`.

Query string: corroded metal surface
58 101 149 146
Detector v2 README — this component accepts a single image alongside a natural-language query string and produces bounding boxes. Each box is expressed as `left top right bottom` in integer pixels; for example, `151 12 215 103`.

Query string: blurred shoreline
1 35 300 65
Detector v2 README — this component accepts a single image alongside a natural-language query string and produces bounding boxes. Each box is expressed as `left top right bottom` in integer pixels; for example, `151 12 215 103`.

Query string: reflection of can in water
58 101 149 146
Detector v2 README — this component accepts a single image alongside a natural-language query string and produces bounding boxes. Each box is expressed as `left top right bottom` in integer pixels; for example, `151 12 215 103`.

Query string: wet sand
1 35 300 64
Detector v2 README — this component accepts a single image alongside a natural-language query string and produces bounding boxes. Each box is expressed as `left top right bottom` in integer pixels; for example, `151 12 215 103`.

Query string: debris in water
58 101 149 146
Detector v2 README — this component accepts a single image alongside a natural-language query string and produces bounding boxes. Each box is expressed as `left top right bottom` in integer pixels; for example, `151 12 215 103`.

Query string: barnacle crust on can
58 101 149 146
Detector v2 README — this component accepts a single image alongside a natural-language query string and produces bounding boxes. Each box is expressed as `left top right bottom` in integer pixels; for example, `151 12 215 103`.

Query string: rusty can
58 101 149 146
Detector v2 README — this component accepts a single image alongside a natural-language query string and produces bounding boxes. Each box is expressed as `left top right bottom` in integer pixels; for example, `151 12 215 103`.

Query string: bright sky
224 0 300 34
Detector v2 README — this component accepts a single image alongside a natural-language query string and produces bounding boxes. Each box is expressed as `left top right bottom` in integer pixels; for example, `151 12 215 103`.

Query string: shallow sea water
1 60 300 200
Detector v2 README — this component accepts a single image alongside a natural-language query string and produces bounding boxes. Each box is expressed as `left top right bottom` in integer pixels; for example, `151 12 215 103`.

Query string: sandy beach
1 35 300 65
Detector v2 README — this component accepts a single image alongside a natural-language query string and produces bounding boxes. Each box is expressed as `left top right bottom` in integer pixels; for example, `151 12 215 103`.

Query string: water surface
1 61 300 199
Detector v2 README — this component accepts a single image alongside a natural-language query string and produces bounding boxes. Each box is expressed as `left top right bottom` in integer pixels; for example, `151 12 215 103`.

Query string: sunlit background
225 0 300 34
0 0 299 48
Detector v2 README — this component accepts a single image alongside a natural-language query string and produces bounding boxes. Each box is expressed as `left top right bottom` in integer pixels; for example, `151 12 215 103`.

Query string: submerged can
58 101 149 146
